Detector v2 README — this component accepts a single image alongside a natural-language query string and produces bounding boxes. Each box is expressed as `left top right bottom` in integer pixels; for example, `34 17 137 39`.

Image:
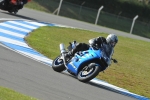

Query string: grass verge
0 86 37 100
25 26 150 98
25 0 150 39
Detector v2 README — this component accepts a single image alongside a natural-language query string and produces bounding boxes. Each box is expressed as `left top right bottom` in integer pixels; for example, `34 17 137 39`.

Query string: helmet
106 34 118 47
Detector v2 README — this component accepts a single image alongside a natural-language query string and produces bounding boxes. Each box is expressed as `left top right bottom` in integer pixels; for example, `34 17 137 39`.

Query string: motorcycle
0 0 28 14
52 41 117 82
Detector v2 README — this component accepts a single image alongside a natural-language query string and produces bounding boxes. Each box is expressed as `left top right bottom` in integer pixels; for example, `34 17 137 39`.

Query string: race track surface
0 8 149 100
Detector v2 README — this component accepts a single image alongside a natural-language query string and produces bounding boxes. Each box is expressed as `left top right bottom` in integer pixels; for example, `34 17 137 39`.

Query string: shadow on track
0 11 37 21
60 71 136 99
86 81 137 99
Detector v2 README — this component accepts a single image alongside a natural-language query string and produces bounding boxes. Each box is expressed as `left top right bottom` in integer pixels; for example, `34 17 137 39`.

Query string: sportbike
52 41 117 82
0 0 30 14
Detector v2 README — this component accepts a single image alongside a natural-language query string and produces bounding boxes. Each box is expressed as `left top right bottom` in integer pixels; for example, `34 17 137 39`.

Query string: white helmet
106 34 118 47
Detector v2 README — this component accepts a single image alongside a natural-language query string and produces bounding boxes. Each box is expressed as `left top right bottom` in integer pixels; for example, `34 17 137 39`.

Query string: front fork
60 43 69 70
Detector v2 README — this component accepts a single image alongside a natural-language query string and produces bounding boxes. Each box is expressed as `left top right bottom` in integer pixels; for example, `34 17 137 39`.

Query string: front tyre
52 55 66 72
77 63 100 82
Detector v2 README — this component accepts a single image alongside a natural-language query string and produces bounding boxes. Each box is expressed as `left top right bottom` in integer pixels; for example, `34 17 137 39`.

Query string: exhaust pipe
59 43 68 69
60 43 66 53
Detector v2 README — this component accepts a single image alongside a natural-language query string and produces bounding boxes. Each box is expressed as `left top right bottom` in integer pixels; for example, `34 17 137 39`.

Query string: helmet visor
111 42 117 47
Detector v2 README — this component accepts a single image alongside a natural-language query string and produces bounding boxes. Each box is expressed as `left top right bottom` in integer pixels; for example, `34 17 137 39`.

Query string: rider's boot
64 43 80 58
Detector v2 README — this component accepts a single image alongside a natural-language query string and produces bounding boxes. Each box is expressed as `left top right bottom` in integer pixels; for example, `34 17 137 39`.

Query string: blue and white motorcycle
52 41 115 82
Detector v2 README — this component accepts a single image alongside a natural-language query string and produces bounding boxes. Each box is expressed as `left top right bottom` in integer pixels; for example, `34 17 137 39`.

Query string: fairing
67 47 102 75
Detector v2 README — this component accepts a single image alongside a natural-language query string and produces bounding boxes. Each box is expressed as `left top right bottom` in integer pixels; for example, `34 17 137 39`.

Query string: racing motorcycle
52 41 117 82
0 0 28 14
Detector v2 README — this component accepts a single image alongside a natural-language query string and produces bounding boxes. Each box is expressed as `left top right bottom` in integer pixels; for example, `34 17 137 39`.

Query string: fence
52 0 150 39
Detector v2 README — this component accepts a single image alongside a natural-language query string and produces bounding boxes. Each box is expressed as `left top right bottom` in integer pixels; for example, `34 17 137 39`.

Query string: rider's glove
112 59 118 63
94 37 107 48
96 37 107 44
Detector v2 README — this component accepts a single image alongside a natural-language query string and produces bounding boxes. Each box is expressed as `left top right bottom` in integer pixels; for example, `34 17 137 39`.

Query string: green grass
0 86 38 100
25 0 150 39
25 26 150 98
1 1 149 99
25 0 59 13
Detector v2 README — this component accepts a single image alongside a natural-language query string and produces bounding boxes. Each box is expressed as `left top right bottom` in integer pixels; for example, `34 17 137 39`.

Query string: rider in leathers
7 0 31 9
65 34 118 68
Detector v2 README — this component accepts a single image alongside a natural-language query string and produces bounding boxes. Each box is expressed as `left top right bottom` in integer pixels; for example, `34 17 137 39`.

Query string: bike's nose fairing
67 48 102 75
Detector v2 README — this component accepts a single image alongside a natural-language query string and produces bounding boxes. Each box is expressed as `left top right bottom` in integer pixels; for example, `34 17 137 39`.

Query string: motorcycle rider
0 0 30 14
7 0 31 9
65 34 118 67
19 0 31 9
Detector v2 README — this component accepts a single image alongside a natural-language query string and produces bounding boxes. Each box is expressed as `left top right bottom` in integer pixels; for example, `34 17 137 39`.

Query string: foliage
0 86 37 100
63 0 150 22
25 0 150 39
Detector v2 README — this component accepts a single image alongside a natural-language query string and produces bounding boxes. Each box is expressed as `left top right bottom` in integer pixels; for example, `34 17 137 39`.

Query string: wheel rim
80 67 95 77
54 57 63 66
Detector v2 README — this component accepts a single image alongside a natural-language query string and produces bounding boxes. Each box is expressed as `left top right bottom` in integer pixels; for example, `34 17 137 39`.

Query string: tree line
64 0 150 23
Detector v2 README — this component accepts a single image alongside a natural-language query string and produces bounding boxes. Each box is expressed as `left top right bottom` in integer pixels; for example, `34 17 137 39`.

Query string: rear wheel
8 10 13 13
77 63 100 82
13 10 18 14
13 7 18 14
0 1 5 9
8 7 18 14
52 55 66 72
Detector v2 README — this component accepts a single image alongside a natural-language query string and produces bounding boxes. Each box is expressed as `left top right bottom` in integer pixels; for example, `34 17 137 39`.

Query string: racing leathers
66 37 115 66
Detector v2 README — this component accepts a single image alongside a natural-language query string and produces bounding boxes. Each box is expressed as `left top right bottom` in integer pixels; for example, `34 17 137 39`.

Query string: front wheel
77 63 100 82
52 55 66 72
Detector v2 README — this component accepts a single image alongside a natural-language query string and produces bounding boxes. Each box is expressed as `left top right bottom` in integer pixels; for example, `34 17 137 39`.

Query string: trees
138 0 150 5
64 0 150 22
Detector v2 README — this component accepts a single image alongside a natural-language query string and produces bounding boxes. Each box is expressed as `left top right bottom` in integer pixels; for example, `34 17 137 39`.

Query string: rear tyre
13 7 18 14
0 1 5 9
77 63 100 82
8 10 13 13
52 55 66 72
13 10 18 14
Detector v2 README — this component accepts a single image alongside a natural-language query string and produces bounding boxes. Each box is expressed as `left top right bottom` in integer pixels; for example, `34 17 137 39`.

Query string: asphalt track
0 8 149 100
